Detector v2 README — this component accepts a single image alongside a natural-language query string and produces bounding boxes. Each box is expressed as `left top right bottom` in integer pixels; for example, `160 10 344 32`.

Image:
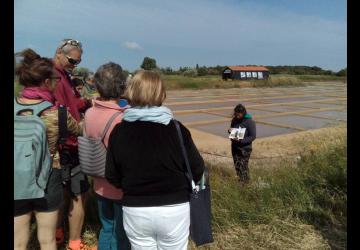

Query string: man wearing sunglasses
53 39 90 121
53 39 94 250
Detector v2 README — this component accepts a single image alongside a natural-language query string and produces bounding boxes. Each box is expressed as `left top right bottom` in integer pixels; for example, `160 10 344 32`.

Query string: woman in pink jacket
83 62 130 250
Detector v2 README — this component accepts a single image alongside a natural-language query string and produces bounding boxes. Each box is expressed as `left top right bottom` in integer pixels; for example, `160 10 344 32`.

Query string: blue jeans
96 194 131 250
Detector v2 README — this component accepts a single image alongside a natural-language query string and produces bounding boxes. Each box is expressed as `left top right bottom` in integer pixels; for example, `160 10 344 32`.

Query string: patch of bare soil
189 124 346 168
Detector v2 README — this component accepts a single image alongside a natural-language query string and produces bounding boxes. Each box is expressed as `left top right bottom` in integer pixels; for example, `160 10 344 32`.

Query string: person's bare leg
14 212 32 250
35 210 58 250
68 192 87 240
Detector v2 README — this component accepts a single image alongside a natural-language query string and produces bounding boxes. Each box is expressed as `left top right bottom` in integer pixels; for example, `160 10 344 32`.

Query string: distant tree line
157 64 346 77
14 52 346 80
160 64 226 76
265 65 346 76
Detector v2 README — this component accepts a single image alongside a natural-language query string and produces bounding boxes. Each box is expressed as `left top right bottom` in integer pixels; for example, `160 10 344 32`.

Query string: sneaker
67 241 97 250
55 228 65 246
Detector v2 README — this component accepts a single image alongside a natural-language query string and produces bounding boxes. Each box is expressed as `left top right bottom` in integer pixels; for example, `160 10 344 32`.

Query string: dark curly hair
15 48 54 87
232 103 247 118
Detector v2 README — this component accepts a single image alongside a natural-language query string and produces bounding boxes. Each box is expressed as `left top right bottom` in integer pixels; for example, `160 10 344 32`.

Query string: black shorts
62 165 90 197
14 168 63 217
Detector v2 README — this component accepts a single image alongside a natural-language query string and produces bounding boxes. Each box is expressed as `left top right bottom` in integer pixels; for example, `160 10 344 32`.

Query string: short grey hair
94 62 126 100
57 39 83 54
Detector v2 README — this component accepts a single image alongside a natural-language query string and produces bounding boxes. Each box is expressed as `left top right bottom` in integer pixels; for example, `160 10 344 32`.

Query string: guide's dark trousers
231 145 252 183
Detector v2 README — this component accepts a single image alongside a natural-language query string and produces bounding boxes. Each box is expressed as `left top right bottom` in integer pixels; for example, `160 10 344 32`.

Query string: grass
13 74 346 94
27 139 346 249
162 75 244 90
250 75 304 88
162 74 346 90
199 140 347 249
295 74 347 82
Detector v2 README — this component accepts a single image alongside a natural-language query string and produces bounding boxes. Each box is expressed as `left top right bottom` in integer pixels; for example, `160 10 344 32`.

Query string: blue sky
14 0 346 72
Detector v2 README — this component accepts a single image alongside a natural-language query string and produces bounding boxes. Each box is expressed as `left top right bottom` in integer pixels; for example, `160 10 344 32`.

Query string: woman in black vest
228 104 256 185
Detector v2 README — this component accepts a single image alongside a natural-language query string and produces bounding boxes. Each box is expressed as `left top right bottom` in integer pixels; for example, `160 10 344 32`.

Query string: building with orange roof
222 65 270 80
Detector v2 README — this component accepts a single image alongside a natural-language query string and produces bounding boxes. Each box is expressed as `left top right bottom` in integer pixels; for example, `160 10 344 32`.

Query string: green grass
206 141 347 249
162 74 346 90
295 74 347 82
162 75 243 90
251 75 304 87
14 74 346 94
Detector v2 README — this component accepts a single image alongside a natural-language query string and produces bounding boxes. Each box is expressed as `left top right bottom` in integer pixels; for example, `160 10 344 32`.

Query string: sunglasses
65 55 81 65
60 39 82 50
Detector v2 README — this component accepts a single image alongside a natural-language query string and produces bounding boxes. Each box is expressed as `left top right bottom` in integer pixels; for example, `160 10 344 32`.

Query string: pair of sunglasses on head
60 39 82 65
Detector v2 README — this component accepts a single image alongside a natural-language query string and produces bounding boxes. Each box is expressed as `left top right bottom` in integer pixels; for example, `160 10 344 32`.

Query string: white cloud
123 41 142 50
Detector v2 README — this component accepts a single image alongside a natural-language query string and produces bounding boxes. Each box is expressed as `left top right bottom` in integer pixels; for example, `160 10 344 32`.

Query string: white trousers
123 202 190 250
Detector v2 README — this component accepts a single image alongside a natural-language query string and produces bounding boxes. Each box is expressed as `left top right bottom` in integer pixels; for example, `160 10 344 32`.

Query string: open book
229 127 246 140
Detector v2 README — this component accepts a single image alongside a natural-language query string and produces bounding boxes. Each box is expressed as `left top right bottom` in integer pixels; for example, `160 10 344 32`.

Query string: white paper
229 127 246 140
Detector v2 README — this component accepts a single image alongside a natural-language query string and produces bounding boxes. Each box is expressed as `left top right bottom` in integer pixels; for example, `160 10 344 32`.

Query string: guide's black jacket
229 113 256 150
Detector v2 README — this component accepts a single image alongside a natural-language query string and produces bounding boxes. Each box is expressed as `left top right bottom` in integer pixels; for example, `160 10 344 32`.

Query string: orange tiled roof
227 66 269 71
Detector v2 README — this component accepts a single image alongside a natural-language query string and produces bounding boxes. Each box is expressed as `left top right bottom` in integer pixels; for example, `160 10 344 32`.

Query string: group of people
70 76 94 99
14 38 256 250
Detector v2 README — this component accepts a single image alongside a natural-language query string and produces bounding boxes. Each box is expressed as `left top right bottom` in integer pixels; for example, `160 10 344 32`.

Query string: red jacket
53 64 88 122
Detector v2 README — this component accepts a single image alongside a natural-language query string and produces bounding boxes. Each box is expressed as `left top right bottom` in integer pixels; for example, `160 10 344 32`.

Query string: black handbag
174 120 214 247
58 105 81 183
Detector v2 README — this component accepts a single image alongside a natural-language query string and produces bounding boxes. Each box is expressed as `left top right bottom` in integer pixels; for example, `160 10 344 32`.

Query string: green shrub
182 69 198 77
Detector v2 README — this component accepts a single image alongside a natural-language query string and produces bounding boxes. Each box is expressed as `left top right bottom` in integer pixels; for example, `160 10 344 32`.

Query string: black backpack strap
174 119 197 193
58 105 68 146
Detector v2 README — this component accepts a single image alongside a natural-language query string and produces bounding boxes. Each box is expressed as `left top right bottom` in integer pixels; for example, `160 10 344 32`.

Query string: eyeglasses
65 55 81 65
60 39 82 50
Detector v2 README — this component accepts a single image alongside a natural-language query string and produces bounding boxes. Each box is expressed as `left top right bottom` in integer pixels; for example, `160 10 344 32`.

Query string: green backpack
14 98 53 200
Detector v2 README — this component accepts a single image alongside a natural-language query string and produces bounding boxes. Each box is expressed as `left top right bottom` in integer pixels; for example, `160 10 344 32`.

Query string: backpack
14 98 53 200
78 112 121 177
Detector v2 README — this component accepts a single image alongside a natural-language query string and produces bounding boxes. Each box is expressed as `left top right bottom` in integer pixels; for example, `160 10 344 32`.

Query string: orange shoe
67 240 97 250
55 227 65 246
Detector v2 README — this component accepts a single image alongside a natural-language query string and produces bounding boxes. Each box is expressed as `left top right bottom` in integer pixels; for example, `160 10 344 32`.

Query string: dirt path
189 124 346 168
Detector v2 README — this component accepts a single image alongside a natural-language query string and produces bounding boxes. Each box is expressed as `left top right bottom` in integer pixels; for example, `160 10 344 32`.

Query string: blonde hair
125 70 166 107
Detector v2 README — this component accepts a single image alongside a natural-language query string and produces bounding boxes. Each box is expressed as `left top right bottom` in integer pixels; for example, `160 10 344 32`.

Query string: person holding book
228 104 256 185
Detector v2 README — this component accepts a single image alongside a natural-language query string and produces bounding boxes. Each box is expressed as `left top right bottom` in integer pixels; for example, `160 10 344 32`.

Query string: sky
14 0 347 72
